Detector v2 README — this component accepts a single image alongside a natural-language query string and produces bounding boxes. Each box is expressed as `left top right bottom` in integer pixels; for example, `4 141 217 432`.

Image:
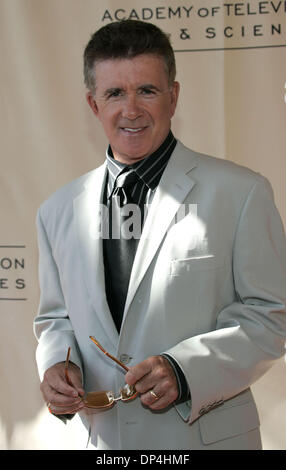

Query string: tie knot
115 170 138 189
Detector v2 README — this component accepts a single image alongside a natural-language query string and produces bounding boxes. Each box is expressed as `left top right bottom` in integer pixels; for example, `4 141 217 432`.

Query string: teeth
123 127 143 132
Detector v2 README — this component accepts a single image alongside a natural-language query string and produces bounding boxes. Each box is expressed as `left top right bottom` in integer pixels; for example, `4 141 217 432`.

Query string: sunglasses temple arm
89 336 129 372
65 346 74 386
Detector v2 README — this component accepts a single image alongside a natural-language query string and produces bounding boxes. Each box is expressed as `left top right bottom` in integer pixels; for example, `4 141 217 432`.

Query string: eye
139 87 156 96
106 89 123 100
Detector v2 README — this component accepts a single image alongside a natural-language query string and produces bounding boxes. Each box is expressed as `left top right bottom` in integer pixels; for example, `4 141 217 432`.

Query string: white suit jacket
34 141 286 450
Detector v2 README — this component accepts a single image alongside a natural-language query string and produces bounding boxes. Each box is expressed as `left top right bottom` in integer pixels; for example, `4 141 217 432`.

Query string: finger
49 391 83 408
151 385 178 409
44 363 84 398
48 399 85 415
41 374 78 402
136 357 179 409
127 356 173 394
140 389 164 408
149 372 179 409
125 359 152 386
55 380 80 398
41 372 84 408
64 366 85 396
41 381 83 407
141 383 178 410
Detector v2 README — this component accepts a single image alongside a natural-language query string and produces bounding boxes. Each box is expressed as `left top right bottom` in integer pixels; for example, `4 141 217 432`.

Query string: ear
86 92 99 116
169 81 180 118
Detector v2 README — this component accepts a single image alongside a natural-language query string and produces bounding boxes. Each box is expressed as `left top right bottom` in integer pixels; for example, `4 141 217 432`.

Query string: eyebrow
102 83 162 97
138 84 161 91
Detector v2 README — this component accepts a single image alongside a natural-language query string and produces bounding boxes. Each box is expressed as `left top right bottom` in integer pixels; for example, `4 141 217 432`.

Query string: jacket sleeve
33 208 83 382
164 176 286 423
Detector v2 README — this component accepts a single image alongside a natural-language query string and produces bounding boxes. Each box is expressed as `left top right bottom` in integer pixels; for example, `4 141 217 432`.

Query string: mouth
120 127 147 134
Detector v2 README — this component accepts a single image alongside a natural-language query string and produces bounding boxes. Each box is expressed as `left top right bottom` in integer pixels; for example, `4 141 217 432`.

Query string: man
34 20 286 450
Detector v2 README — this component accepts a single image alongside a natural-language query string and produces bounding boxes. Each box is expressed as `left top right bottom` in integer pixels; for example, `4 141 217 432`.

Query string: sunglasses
65 336 138 410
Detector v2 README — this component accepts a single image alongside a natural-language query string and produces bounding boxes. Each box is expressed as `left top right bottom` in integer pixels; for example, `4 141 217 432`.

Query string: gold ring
150 390 159 400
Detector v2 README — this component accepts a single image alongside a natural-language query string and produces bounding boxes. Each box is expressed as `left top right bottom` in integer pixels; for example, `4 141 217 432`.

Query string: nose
121 94 142 120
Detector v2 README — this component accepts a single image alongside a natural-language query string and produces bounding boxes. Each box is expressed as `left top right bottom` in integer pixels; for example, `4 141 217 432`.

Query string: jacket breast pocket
170 255 225 276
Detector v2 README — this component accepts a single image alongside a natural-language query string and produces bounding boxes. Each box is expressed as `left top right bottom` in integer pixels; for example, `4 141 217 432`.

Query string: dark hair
83 20 176 93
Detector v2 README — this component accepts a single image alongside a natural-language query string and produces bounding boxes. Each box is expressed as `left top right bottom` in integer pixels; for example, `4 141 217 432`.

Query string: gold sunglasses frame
65 337 138 410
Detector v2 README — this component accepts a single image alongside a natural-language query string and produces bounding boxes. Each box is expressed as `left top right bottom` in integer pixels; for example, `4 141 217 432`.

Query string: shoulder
175 140 270 192
38 163 106 221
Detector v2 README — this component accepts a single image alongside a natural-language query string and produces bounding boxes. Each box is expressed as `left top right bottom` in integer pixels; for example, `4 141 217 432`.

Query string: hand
125 356 179 410
40 361 85 415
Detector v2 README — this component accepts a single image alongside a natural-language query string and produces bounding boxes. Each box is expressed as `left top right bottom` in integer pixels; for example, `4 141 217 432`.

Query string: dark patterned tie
103 169 143 331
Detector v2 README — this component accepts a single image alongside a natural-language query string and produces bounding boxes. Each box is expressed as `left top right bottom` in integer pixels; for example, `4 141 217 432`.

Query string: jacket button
119 354 132 365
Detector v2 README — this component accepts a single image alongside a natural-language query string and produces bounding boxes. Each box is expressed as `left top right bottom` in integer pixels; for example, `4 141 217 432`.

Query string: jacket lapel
122 141 197 325
73 142 197 344
73 164 118 347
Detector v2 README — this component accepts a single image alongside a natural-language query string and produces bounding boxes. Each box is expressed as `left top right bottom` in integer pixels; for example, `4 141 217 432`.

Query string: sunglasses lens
84 391 114 408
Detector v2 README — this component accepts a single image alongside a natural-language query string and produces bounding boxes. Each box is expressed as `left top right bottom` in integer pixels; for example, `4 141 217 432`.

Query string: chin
115 145 153 163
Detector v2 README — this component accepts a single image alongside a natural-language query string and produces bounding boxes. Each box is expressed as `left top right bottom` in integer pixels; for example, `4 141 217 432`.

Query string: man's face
86 54 180 164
